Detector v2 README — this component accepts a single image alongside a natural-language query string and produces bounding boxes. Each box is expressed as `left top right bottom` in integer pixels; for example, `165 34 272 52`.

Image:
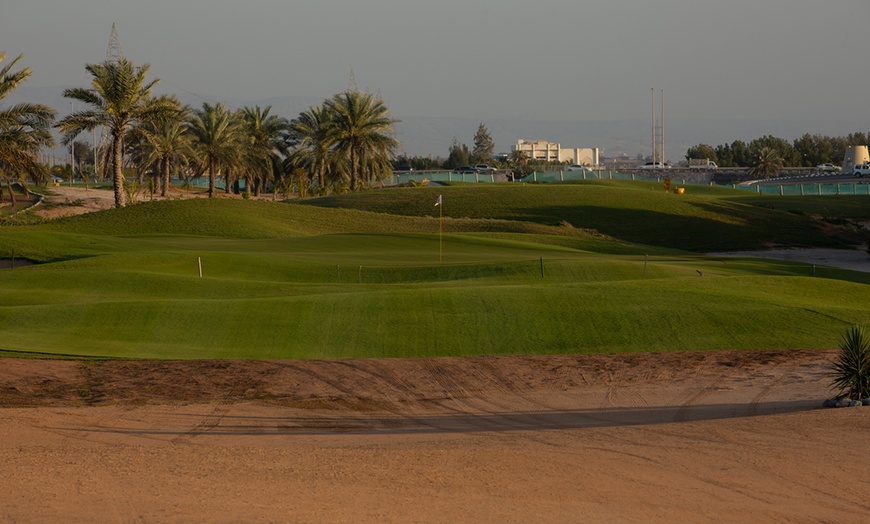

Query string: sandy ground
2 350 870 523
29 185 264 220
710 247 870 273
31 184 119 219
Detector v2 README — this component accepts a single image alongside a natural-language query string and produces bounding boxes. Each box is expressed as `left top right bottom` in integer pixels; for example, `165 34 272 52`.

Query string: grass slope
1 182 868 359
298 181 869 251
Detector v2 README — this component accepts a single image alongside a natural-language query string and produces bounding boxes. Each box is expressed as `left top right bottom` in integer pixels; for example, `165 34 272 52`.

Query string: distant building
513 139 600 166
842 145 869 174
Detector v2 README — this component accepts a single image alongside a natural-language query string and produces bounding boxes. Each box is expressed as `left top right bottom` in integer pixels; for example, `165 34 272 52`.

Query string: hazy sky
3 1 869 128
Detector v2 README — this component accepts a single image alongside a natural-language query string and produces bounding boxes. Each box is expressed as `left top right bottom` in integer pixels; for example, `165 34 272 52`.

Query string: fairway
1 181 868 360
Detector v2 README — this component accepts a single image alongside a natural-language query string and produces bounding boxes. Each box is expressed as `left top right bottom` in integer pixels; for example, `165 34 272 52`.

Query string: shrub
830 325 870 400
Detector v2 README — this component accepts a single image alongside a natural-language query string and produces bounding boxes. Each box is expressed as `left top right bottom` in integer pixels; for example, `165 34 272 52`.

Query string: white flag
435 195 442 207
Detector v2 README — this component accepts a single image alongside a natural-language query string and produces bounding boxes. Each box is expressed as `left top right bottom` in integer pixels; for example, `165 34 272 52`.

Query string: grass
1 180 868 360
297 182 869 251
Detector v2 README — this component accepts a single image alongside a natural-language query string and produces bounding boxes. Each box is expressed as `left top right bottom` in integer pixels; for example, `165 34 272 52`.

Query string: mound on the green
1 181 867 360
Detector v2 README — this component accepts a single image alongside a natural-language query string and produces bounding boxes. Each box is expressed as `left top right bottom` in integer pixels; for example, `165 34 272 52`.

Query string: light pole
69 102 74 186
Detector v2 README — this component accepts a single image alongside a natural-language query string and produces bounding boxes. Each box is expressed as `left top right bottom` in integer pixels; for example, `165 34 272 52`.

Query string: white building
842 145 870 174
513 139 600 166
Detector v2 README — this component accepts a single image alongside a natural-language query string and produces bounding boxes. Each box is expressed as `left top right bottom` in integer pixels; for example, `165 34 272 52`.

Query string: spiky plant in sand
830 325 870 400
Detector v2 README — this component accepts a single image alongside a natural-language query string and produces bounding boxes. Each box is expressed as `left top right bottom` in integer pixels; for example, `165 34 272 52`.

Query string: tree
241 105 290 196
685 143 717 163
750 146 783 179
445 137 470 168
286 104 338 195
72 140 93 174
508 149 531 180
325 91 399 191
748 135 799 166
792 133 835 167
187 102 243 198
128 99 194 197
57 59 176 207
729 140 750 168
0 52 56 217
472 122 494 164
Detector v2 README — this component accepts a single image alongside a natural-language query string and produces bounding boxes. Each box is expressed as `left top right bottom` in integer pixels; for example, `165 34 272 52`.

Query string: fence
392 168 870 197
392 171 503 185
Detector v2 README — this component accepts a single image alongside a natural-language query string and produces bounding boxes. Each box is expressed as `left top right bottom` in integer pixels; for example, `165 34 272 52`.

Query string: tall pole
661 89 665 169
651 88 655 167
70 102 74 185
439 201 443 263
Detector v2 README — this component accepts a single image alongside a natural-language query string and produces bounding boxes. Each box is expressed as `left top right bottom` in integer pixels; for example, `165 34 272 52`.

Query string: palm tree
509 149 528 166
750 146 783 179
325 91 399 191
286 104 334 194
128 100 194 197
57 59 176 207
0 52 56 215
241 105 290 196
187 102 243 198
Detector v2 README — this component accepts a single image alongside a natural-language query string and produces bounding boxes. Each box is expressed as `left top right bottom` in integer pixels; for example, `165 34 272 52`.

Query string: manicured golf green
1 181 868 359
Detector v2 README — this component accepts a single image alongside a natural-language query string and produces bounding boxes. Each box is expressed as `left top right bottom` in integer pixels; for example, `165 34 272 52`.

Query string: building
513 139 600 166
842 145 870 174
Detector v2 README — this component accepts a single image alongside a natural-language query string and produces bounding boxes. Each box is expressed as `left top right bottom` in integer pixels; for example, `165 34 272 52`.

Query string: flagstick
439 201 443 263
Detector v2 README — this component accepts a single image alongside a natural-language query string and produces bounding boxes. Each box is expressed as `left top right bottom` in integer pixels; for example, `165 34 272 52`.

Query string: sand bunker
710 247 870 273
2 350 869 522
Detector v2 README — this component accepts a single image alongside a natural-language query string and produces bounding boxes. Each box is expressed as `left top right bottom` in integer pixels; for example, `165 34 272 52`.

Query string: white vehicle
566 164 586 171
816 163 840 172
473 164 496 173
638 162 670 169
688 159 718 170
853 164 870 177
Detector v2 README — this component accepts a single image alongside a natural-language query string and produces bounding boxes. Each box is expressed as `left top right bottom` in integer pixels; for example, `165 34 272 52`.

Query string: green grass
297 182 869 251
1 181 868 360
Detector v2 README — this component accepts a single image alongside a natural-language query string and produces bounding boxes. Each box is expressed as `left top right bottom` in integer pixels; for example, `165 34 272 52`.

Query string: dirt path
28 185 276 220
2 349 869 522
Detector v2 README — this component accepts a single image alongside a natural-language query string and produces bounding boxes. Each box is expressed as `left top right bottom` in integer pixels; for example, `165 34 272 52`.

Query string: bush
830 325 870 400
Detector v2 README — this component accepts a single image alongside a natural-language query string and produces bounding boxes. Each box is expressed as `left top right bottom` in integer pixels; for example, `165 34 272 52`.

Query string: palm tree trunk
208 158 215 198
162 156 171 197
112 134 127 207
350 146 358 191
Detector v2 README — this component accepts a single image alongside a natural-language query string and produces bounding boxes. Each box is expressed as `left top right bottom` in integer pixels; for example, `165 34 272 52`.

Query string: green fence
751 182 870 196
391 169 870 197
392 171 501 184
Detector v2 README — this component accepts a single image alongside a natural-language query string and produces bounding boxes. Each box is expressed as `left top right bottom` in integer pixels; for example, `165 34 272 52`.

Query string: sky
3 0 870 156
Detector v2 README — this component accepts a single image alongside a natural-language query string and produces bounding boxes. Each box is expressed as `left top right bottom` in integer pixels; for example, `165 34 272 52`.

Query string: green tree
57 59 176 207
748 135 799 167
0 52 56 214
187 102 243 198
472 122 494 164
750 146 783 179
72 140 93 174
793 133 835 167
446 137 470 168
128 99 194 197
325 91 399 191
508 149 531 180
286 104 339 195
685 143 718 164
729 140 750 167
241 105 290 196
